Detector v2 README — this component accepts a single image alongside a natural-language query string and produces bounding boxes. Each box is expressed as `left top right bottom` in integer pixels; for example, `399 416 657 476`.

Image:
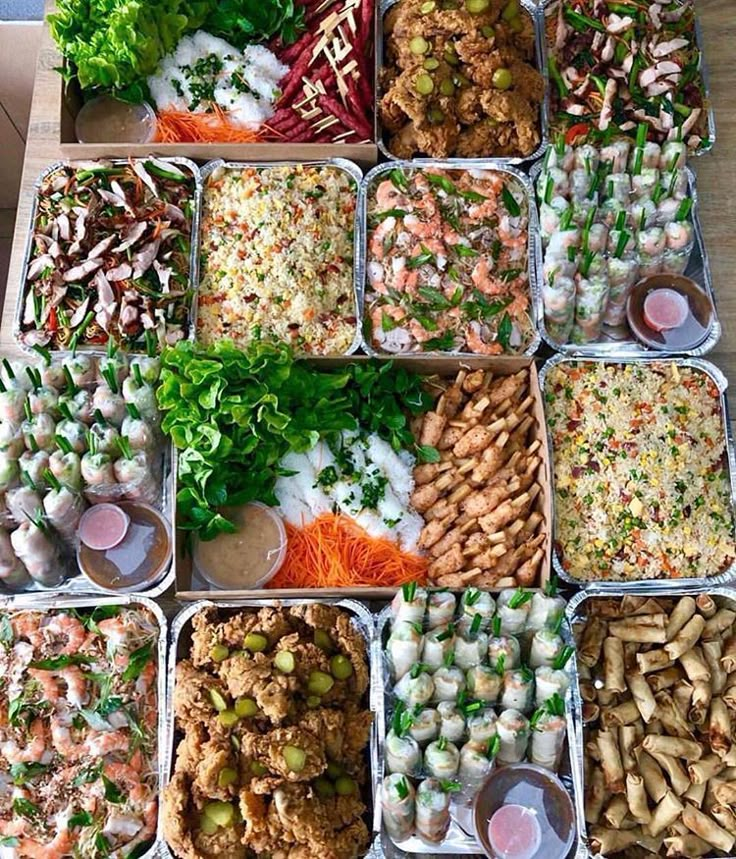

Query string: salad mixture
19 160 196 352
0 604 161 857
197 165 358 356
546 0 709 151
546 361 736 582
365 167 535 355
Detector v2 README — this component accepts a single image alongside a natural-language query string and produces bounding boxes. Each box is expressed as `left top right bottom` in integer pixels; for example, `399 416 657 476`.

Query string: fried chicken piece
173 660 227 731
193 825 247 859
299 708 346 762
456 86 484 125
341 704 374 774
332 613 370 698
219 651 296 724
380 71 430 128
240 789 273 855
190 607 259 666
242 726 327 782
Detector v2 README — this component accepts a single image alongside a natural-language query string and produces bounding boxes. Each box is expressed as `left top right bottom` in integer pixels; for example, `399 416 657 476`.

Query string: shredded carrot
154 104 268 143
267 513 428 589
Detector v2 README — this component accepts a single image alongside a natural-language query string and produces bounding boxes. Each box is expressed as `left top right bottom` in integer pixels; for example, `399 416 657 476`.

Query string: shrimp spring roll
427 591 456 629
534 666 571 706
432 666 465 703
454 621 488 670
382 774 415 842
496 587 532 635
459 738 496 786
392 583 428 624
466 665 501 704
530 695 566 771
529 628 564 669
460 588 495 631
394 668 434 708
526 585 566 633
501 668 535 714
487 625 521 672
496 708 529 764
436 701 465 744
425 737 460 779
409 708 441 746
415 778 452 844
386 730 422 776
467 709 497 744
387 621 423 681
422 627 455 672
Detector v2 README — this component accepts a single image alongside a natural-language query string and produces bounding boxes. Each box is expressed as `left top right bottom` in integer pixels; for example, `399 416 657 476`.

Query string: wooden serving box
174 355 554 600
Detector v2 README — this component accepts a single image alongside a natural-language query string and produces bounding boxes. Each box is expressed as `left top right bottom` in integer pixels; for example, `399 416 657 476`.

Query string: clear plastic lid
75 96 157 144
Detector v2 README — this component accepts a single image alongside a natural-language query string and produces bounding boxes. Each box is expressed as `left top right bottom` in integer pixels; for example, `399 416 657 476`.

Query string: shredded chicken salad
0 605 160 857
546 361 736 582
163 604 373 859
20 161 196 352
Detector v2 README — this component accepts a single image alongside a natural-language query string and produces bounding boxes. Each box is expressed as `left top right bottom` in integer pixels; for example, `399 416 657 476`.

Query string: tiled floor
0 208 15 310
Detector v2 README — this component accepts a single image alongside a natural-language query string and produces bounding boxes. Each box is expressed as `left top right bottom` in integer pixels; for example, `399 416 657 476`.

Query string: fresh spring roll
43 483 86 542
427 591 456 629
432 666 465 703
382 774 415 842
391 582 428 625
425 736 460 779
459 737 497 787
409 708 441 746
415 778 452 843
0 526 30 589
10 520 64 587
542 275 576 344
603 256 639 326
437 701 465 744
539 196 571 243
534 667 571 706
466 665 501 704
661 247 690 275
454 619 488 670
422 627 455 672
394 667 434 708
530 696 566 771
496 587 533 635
487 625 521 672
467 709 497 744
387 621 423 681
572 269 609 343
496 708 530 764
460 589 495 630
536 166 570 201
526 587 566 633
386 729 422 776
529 628 565 669
501 668 535 714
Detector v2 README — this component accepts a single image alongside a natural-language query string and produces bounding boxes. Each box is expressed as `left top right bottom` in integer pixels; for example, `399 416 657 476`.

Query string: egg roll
689 679 712 727
709 697 732 755
619 725 638 771
621 595 670 616
723 679 736 711
602 794 629 829
682 803 735 852
655 689 695 739
703 608 736 641
609 615 668 644
688 752 725 785
603 636 626 694
672 680 695 722
648 790 685 837
642 735 703 761
585 766 608 825
589 826 641 855
579 680 597 703
647 750 690 796
721 635 736 673
579 616 607 667
601 699 641 728
684 780 706 808
646 665 682 693
597 729 625 794
582 702 600 724
637 649 674 674
663 833 712 857
665 596 697 641
665 614 705 660
625 773 651 824
702 639 727 695
696 593 717 618
679 647 711 683
627 671 657 723
711 803 736 835
635 747 668 804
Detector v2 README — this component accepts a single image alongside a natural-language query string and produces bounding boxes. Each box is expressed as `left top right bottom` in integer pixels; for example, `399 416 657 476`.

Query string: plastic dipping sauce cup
79 503 130 550
487 805 541 859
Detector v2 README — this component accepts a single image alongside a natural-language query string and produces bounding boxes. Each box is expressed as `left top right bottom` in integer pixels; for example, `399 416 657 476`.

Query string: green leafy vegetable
13 797 40 819
102 774 124 804
122 642 153 682
0 613 12 645
205 0 305 48
10 762 49 785
68 810 94 829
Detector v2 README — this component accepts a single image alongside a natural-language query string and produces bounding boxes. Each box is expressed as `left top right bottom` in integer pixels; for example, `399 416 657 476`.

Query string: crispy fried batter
174 660 228 731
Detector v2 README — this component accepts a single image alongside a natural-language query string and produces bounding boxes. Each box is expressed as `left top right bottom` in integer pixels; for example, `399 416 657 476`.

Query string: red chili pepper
565 122 590 145
48 307 58 333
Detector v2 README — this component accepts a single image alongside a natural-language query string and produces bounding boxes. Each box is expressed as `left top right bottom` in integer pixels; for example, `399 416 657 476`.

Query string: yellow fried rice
546 361 736 582
197 164 358 354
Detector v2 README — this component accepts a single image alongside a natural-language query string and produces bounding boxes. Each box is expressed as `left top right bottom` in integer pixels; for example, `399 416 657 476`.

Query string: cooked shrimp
45 613 87 654
104 762 146 804
60 667 88 708
466 322 503 355
11 612 43 647
28 668 61 702
85 729 130 756
17 826 73 859
375 180 411 211
403 213 438 239
50 720 87 760
1 718 48 764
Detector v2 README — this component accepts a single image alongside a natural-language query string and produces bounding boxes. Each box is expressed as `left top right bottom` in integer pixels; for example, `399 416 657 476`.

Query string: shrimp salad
365 167 535 355
0 605 160 858
537 134 696 345
197 164 359 356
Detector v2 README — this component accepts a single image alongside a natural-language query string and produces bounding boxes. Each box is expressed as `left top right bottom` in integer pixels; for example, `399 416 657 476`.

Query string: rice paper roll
467 708 497 744
11 520 64 587
536 166 569 201
21 412 56 452
382 774 415 842
543 255 577 283
546 228 581 259
386 729 422 776
19 450 50 492
542 275 575 344
496 588 532 635
0 421 24 458
603 257 639 327
7 486 42 525
661 247 689 275
540 196 570 243
501 668 535 714
487 632 520 673
0 526 30 589
630 197 658 230
496 708 529 764
466 665 501 704
415 778 451 843
454 623 488 670
534 667 571 706
527 590 566 634
573 272 609 343
425 737 460 779
631 168 659 198
391 583 428 624
530 711 566 770
0 388 26 426
43 484 86 542
409 708 440 746
427 591 456 629
49 450 82 492
394 668 434 707
460 589 494 630
529 629 564 669
432 666 465 702
56 418 87 455
422 627 455 672
436 701 465 744
459 739 496 787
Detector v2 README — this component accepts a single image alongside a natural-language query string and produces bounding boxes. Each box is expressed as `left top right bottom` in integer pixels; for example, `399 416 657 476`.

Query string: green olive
284 745 307 773
335 776 357 796
439 78 456 96
502 0 520 19
234 697 259 718
218 767 238 788
415 73 435 95
250 761 268 776
465 0 489 12
443 49 459 67
274 650 295 674
218 709 240 728
410 36 429 55
209 689 229 713
203 800 235 827
330 654 354 680
421 0 436 9
244 632 268 653
326 761 345 780
492 67 513 90
210 644 230 663
481 25 495 37
200 812 219 835
423 57 440 70
314 776 336 797
314 629 334 653
306 695 322 708
428 108 445 124
307 670 335 696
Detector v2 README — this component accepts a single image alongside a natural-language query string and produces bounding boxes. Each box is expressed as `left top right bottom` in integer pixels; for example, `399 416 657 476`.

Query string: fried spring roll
648 790 685 837
585 766 608 825
619 725 639 772
603 636 626 694
602 699 641 728
579 616 607 667
703 609 736 641
710 697 732 755
628 671 657 723
684 780 706 808
655 690 696 739
647 750 691 796
625 773 651 824
635 748 668 804
679 647 711 683
665 615 706 660
689 679 712 726
665 596 697 641
713 781 736 805
721 635 736 673
702 639 727 695
646 666 682 693
663 833 712 857
589 826 641 855
681 803 735 852
597 729 625 794
609 615 667 644
641 735 703 761
711 803 736 836
637 649 674 674
602 794 629 829
689 753 726 785
696 594 717 619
